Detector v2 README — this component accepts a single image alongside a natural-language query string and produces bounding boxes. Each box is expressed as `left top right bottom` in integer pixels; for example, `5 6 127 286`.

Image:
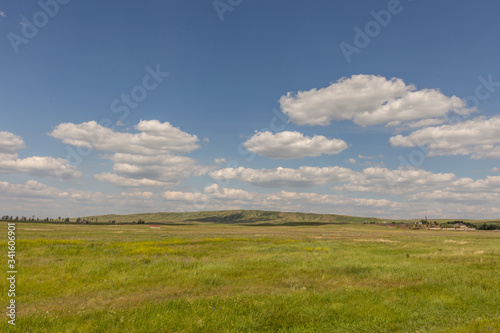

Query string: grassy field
1 221 499 332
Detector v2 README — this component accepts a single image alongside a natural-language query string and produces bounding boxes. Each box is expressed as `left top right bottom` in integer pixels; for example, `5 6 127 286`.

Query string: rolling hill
72 210 387 225
70 210 500 227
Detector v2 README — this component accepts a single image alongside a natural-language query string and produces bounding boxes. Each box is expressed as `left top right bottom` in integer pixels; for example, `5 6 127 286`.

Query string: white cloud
0 156 82 180
346 158 356 164
407 190 500 204
214 158 227 164
404 118 446 129
358 154 376 160
120 191 154 200
243 131 348 159
161 191 205 202
210 165 457 192
50 120 199 155
492 167 500 173
162 184 399 212
333 167 457 194
0 132 25 154
390 116 500 159
93 153 211 188
0 179 161 216
279 75 472 127
0 132 81 180
210 166 356 187
204 183 258 201
445 175 500 193
209 164 500 203
94 173 176 187
106 153 211 186
68 190 115 203
0 180 68 200
51 120 210 187
273 190 398 208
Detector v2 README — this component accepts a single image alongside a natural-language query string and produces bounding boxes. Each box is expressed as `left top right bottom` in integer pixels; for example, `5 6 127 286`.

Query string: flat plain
1 221 499 332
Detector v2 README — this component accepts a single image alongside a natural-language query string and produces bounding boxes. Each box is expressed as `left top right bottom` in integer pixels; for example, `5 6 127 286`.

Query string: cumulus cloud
209 165 460 192
209 164 500 198
407 190 500 204
51 120 209 187
119 191 154 199
162 184 399 211
161 191 205 202
0 132 25 154
214 158 227 164
279 75 472 127
445 175 500 193
94 173 173 187
106 153 211 186
0 180 68 200
243 131 348 159
0 156 82 180
0 132 81 180
389 116 500 159
333 167 457 194
50 120 200 155
68 190 115 203
209 166 356 187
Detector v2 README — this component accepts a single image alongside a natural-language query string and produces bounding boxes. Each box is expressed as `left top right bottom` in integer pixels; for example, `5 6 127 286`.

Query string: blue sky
1 0 500 219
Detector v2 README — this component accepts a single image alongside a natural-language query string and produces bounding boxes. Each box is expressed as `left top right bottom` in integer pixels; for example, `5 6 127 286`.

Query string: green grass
1 222 499 332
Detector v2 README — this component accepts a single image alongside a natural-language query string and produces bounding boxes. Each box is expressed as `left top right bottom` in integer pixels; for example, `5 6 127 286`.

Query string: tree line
1 215 70 222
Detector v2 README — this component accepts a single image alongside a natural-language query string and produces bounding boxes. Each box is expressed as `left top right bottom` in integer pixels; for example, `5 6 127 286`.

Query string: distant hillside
72 210 386 225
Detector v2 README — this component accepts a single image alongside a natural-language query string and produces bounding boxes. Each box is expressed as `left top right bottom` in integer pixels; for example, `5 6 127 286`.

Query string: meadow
1 221 499 332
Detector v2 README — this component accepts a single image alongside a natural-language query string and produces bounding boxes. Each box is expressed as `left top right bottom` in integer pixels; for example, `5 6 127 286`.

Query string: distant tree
477 223 500 230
